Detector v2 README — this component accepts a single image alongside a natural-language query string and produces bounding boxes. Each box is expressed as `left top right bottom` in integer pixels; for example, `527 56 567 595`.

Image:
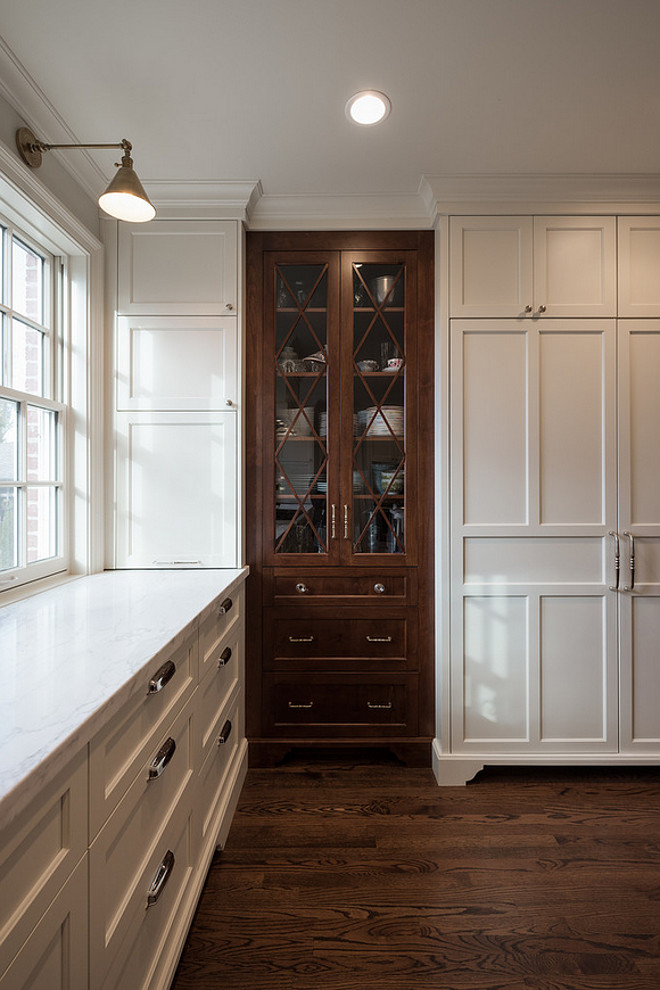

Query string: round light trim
345 90 391 126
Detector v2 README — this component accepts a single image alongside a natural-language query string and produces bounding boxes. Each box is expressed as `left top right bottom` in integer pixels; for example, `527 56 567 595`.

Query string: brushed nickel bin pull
217 719 232 745
217 647 232 668
367 701 393 710
609 531 620 591
147 659 176 695
218 597 233 614
366 635 393 643
147 850 175 907
288 701 314 709
623 531 636 591
147 737 176 780
288 635 315 643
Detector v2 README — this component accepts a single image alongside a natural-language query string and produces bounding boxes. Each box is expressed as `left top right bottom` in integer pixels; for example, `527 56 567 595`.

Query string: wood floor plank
172 760 660 990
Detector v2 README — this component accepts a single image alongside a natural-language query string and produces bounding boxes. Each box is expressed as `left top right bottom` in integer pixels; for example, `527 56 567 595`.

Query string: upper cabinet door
450 217 533 317
117 220 238 315
618 217 660 317
533 217 616 317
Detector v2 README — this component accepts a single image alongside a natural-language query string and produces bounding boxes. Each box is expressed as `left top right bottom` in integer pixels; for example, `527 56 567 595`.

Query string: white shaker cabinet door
450 319 618 753
117 220 238 316
618 217 660 316
618 321 660 752
450 217 533 317
116 316 238 410
533 216 616 317
115 412 239 568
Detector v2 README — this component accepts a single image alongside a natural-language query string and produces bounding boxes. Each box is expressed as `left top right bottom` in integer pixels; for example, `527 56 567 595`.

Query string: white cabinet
117 220 238 315
618 217 660 316
450 216 616 318
450 318 618 755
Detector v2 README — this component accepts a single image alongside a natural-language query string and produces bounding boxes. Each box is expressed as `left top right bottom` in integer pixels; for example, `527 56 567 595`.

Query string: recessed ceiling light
345 90 391 126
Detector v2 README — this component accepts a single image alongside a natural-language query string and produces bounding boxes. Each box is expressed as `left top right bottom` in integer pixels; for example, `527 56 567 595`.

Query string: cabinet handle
537 304 547 313
331 504 337 539
152 559 202 566
623 531 636 591
609 531 620 591
288 701 314 709
367 701 393 710
296 583 308 594
148 737 176 780
217 646 232 668
217 719 232 745
524 305 532 313
218 597 233 614
366 635 392 643
374 583 386 594
147 659 176 695
344 505 349 539
147 850 175 907
289 635 315 643
226 302 234 311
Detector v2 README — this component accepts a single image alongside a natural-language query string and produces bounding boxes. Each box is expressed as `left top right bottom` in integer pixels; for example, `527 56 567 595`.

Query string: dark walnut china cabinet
246 231 434 766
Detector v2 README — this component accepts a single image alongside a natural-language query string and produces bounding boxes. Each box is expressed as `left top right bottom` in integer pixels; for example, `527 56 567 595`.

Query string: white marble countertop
0 567 247 830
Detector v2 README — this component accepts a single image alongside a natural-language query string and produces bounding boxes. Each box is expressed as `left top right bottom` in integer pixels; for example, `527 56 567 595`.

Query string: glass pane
26 486 57 563
352 263 406 555
13 239 44 323
0 399 18 481
274 263 328 555
12 319 44 396
0 486 17 570
27 406 57 481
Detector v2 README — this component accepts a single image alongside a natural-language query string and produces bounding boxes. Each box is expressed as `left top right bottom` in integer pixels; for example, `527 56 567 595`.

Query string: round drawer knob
374 583 386 594
295 583 308 594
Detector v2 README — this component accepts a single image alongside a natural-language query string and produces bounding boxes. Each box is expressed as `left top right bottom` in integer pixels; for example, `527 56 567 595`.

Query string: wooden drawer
0 854 88 990
264 609 416 670
198 684 244 857
265 568 416 605
93 801 195 990
89 632 197 839
0 750 87 979
264 673 418 737
198 584 243 681
89 700 196 990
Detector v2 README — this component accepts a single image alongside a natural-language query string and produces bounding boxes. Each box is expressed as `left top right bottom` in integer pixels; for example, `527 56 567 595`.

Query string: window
0 220 67 588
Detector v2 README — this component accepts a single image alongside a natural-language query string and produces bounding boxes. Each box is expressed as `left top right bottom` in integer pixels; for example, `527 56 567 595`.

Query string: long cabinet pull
217 647 232 668
367 701 393 710
623 531 636 591
148 737 176 780
289 635 314 643
609 531 620 591
344 505 349 540
146 850 175 907
331 504 336 539
366 635 392 643
217 719 233 745
288 701 314 709
147 659 176 695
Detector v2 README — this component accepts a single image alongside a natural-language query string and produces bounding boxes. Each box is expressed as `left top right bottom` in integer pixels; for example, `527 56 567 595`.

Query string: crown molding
247 191 434 230
421 173 660 218
146 179 262 221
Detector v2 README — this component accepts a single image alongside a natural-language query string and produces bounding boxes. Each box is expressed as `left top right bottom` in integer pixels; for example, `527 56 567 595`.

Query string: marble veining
0 568 246 830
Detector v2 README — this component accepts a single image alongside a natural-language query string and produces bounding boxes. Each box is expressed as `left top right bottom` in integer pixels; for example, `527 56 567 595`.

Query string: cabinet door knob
537 304 547 313
226 302 234 311
374 582 386 594
295 583 308 594
524 305 532 313
226 399 234 406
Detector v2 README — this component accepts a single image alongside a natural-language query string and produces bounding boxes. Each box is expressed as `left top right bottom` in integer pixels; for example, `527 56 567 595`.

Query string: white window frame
0 140 104 603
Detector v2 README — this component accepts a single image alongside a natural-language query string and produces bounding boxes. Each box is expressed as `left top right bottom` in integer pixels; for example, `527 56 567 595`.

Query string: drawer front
265 611 416 669
265 568 416 605
0 751 87 978
89 701 196 989
264 673 418 737
94 802 195 990
199 623 242 765
198 685 243 855
89 633 197 839
198 584 243 681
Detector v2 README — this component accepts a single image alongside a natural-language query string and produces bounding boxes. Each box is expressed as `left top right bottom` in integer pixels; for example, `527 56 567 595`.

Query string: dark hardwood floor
171 751 660 990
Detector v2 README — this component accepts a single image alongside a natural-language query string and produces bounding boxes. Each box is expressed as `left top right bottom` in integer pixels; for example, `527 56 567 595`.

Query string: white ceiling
1 0 660 223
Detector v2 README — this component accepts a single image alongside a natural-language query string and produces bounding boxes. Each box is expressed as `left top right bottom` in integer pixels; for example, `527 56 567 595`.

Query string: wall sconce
15 126 156 222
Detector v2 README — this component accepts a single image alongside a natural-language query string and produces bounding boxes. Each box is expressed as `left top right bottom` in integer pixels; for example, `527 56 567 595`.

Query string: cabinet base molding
248 737 432 768
432 742 660 787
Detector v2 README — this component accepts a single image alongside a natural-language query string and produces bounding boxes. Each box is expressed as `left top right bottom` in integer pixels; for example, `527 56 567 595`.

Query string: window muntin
0 220 66 588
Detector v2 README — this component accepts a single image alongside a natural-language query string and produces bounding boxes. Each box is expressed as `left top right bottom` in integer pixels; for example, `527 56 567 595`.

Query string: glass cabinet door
349 260 407 557
270 259 336 558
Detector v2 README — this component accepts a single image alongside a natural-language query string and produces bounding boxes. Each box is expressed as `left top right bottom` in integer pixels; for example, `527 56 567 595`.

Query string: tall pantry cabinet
111 220 242 568
441 214 660 783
